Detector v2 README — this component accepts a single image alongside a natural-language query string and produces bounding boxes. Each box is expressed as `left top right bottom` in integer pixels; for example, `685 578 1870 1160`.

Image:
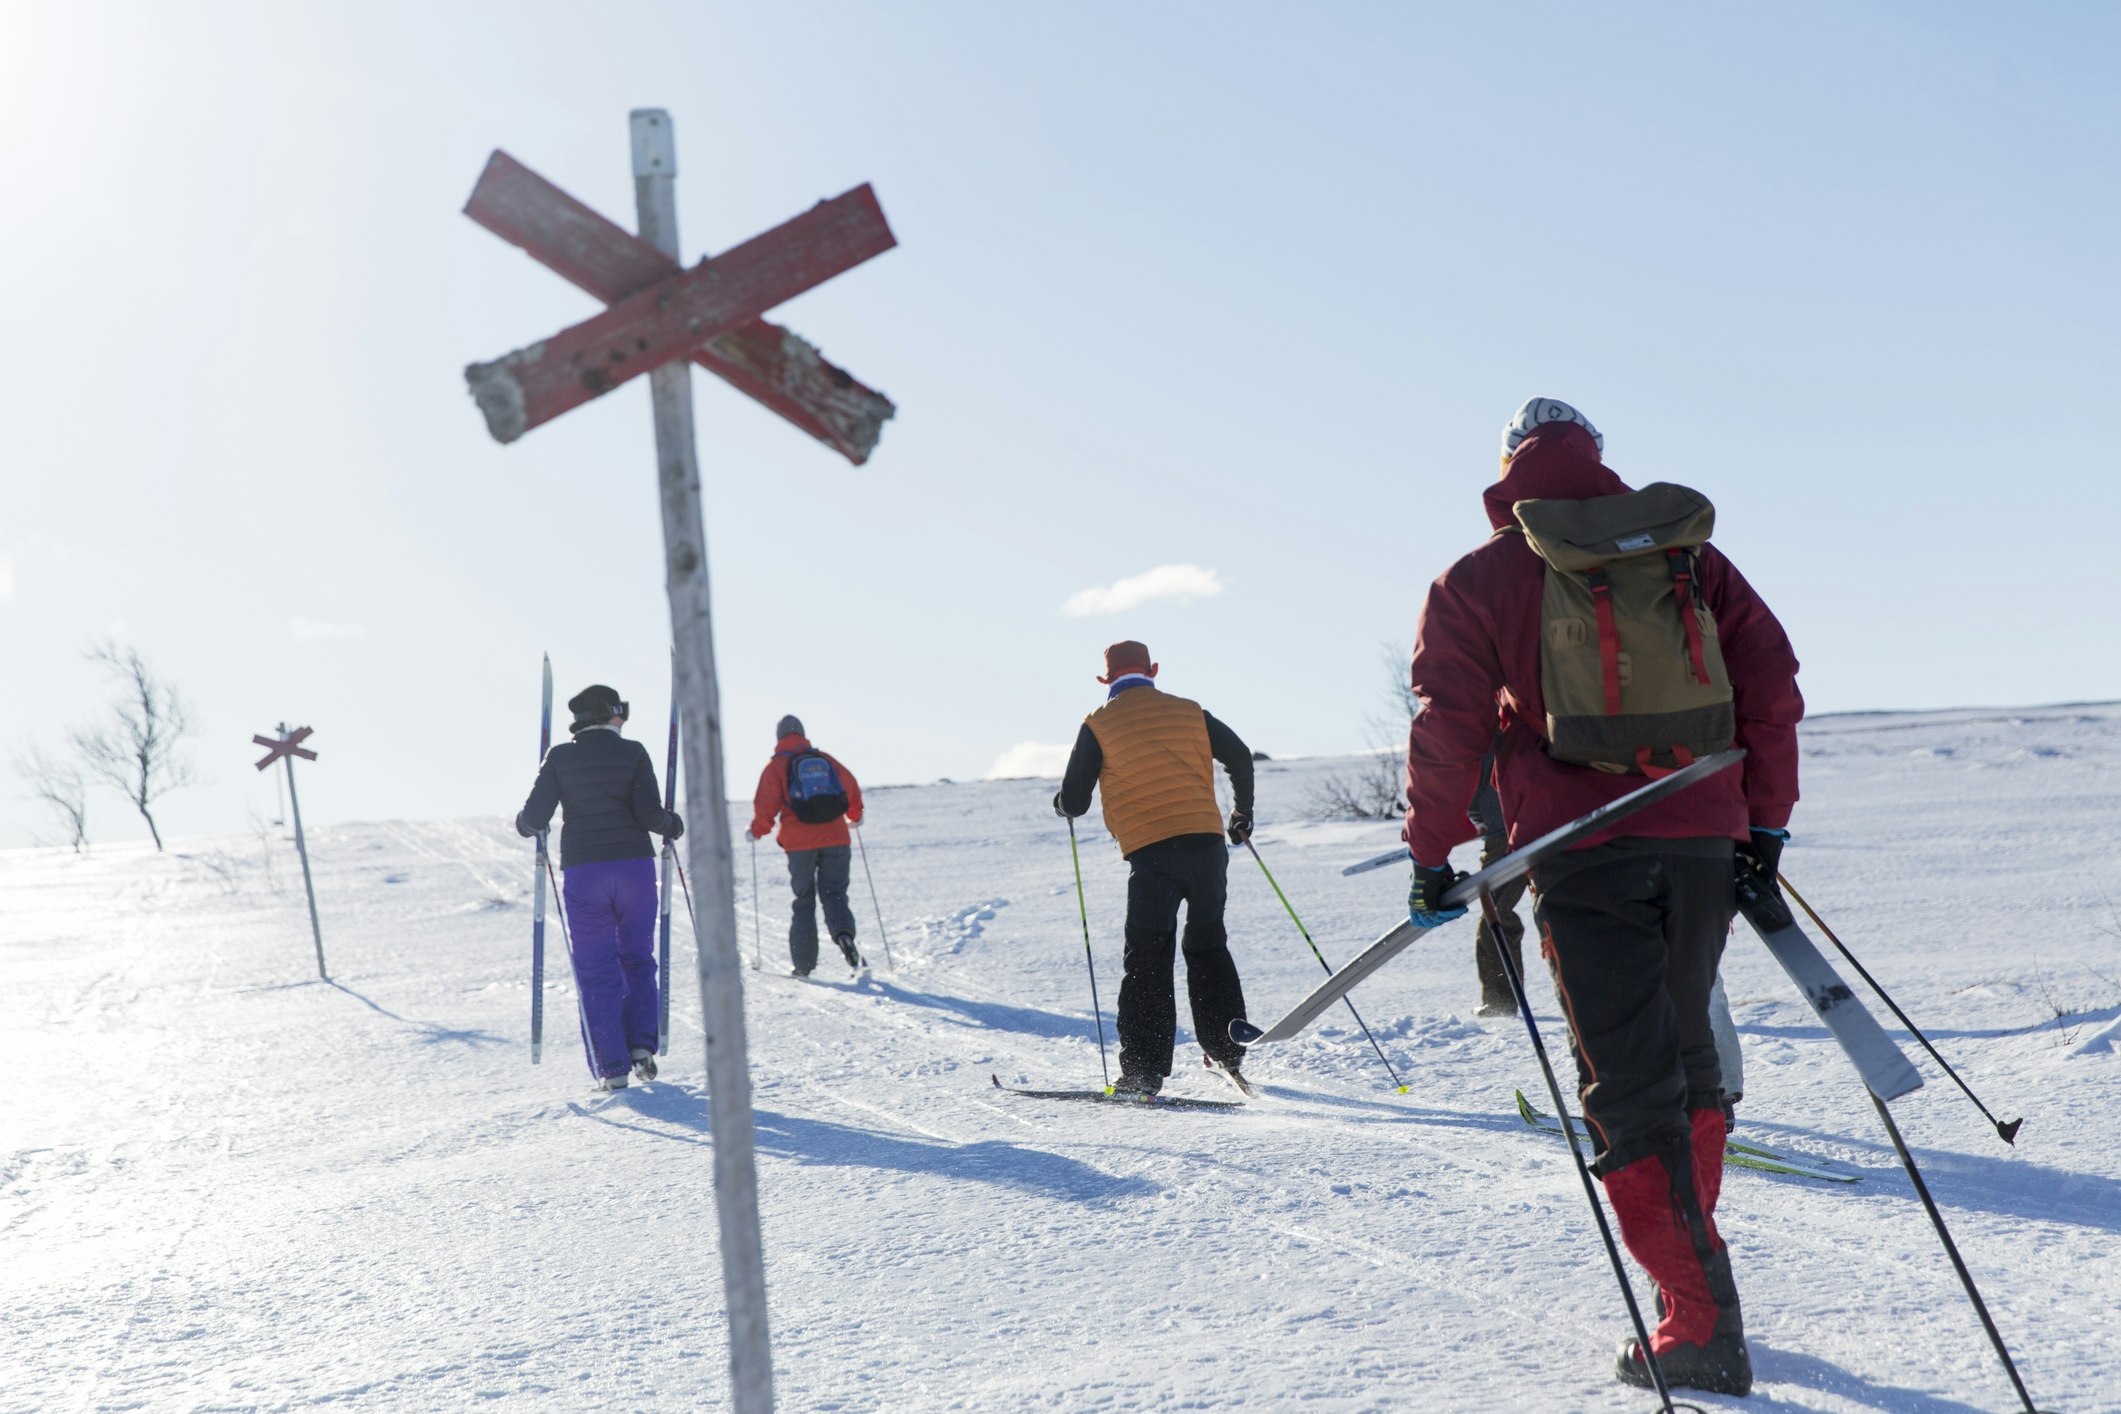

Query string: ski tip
1998 1117 2024 1145
1229 1018 1264 1046
990 1073 1003 1090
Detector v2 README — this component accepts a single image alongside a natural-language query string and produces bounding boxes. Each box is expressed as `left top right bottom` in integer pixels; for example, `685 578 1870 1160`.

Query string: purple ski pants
560 857 661 1079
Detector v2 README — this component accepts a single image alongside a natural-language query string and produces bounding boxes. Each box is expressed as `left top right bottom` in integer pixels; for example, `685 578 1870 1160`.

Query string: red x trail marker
253 725 317 771
464 177 896 445
464 151 895 464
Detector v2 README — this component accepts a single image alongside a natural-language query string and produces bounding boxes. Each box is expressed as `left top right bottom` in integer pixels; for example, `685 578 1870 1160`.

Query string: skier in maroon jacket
1403 398 1802 1396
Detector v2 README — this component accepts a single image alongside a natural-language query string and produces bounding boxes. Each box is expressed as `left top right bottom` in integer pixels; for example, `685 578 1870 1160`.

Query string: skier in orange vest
1053 641 1257 1097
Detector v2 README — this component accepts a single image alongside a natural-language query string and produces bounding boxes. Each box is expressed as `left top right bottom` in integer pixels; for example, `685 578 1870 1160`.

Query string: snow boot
1615 1319 1752 1396
833 931 864 970
1111 1072 1163 1098
1475 993 1516 1018
596 1073 630 1093
631 1049 658 1084
1602 1132 1749 1394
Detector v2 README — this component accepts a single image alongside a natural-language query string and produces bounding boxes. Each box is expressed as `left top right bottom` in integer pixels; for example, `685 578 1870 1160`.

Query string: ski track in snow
4 706 2119 1411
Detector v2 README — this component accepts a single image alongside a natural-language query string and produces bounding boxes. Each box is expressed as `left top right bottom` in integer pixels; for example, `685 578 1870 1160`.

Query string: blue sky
3 1 2116 848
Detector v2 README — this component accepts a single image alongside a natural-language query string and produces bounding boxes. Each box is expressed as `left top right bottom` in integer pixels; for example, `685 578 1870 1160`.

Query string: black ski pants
1530 837 1735 1175
786 845 856 973
1116 834 1248 1078
1474 828 1528 1007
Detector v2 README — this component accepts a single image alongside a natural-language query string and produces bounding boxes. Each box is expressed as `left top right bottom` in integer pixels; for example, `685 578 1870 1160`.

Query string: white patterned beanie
1500 397 1602 463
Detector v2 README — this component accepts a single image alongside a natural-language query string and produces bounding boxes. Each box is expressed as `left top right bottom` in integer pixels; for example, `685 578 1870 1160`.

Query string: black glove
664 811 685 841
1052 790 1072 820
1736 826 1787 880
1409 861 1469 927
1226 810 1253 845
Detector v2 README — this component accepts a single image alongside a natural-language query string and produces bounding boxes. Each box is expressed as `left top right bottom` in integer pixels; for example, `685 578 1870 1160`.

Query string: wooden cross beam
464 179 896 446
464 152 895 465
253 726 318 771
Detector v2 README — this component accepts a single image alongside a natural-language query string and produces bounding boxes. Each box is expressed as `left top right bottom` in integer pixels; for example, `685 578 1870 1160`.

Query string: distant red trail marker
253 724 326 981
253 725 317 771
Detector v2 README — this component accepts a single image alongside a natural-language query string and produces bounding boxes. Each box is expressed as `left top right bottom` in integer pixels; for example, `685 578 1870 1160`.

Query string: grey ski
1735 869 1923 1102
1514 1090 1860 1184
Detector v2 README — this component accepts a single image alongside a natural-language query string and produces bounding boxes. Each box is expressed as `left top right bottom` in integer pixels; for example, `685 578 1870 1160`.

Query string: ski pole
1867 1092 2048 1412
1781 874 2024 1145
853 823 895 970
1066 817 1114 1092
1243 840 1408 1093
1482 884 1680 1414
543 853 597 1076
749 836 763 971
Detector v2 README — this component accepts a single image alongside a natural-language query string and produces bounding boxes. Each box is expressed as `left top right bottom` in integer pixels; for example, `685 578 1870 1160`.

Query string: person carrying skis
748 715 866 976
1053 641 1257 1098
1402 398 1801 1395
515 684 684 1091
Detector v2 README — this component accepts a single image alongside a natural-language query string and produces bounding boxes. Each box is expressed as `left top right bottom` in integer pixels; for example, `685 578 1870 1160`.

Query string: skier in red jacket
1403 398 1802 1395
748 715 866 976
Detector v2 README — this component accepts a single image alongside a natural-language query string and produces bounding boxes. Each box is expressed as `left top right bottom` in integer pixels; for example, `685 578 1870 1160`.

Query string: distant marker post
253 724 326 980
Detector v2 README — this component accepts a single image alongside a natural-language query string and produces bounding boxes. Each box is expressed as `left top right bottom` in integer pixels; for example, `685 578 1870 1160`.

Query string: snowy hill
5 705 2118 1412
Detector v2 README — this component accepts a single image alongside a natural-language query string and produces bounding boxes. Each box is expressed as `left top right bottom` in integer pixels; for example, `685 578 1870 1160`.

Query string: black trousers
1531 838 1735 1173
785 845 855 973
1116 835 1248 1077
1474 830 1528 1005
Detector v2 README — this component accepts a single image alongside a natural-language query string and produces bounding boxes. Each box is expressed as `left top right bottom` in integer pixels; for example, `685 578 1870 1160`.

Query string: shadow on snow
326 979 508 1049
1742 1342 2000 1414
569 1083 1157 1206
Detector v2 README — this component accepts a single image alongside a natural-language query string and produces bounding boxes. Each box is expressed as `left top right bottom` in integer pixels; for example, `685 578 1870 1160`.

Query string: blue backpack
786 750 849 825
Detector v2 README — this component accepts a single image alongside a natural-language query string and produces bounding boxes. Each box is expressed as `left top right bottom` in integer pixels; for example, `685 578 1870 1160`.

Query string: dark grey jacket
515 728 681 868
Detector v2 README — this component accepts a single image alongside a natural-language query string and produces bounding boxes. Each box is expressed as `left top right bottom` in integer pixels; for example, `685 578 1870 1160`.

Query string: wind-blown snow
4 705 2118 1411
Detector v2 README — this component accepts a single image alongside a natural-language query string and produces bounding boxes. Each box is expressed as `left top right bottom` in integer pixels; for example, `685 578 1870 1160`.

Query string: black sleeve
1057 723 1102 818
626 742 677 836
515 751 561 837
1204 711 1254 816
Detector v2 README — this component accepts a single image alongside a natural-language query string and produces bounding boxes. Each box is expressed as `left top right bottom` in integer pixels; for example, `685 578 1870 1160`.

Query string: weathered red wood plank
463 178 896 445
464 152 894 465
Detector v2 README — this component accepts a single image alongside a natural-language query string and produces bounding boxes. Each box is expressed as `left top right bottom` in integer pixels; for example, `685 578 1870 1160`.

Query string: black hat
568 684 628 733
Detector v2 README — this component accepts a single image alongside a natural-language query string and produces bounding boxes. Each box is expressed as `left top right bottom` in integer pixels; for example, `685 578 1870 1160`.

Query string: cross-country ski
9 16 2115 1412
1515 1090 1861 1184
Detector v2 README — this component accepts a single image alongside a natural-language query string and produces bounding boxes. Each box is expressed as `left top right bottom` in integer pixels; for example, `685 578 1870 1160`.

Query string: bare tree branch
14 745 90 851
1305 642 1415 821
69 640 196 851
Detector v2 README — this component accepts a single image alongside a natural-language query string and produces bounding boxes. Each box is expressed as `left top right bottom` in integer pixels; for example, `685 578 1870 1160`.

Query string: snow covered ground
5 704 2118 1413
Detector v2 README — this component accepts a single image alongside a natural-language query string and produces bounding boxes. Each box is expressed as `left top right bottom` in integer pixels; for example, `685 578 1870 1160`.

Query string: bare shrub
15 745 90 850
1306 644 1415 821
71 641 196 851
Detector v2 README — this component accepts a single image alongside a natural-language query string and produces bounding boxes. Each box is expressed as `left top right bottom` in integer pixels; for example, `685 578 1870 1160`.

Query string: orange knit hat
1097 640 1157 684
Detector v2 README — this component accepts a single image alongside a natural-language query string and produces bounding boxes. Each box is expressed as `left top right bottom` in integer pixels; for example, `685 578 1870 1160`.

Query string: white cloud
1061 563 1225 618
290 617 365 642
987 741 1073 780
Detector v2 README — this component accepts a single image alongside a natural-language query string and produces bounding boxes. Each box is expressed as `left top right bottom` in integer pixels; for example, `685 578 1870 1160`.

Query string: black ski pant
1473 828 1528 1007
1116 834 1248 1078
1530 837 1735 1175
786 845 856 973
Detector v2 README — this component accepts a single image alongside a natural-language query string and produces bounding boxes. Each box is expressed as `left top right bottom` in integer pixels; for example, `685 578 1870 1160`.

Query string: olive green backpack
1513 482 1734 775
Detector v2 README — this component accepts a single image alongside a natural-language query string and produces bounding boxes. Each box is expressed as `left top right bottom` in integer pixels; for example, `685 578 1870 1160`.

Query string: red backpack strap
1585 566 1622 716
1666 550 1712 687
